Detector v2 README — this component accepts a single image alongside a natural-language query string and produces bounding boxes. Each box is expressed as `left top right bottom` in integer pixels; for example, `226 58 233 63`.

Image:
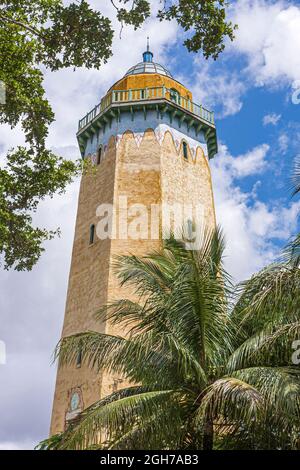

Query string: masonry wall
160 131 216 233
50 126 216 435
50 141 117 434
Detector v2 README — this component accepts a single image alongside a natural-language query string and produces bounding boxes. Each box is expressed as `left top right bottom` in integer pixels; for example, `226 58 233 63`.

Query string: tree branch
110 0 120 11
0 13 43 38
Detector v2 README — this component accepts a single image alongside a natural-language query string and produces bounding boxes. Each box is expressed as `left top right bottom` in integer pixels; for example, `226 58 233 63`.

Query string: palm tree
40 227 300 450
285 154 300 267
291 154 300 198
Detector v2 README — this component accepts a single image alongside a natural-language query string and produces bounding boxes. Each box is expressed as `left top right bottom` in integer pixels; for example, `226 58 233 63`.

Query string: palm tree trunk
203 417 214 450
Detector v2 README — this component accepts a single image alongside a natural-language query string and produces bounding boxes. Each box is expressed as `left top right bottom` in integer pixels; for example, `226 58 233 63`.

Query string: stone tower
50 45 218 435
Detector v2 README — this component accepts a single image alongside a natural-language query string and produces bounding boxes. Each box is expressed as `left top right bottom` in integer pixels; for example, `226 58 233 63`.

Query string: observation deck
77 86 217 159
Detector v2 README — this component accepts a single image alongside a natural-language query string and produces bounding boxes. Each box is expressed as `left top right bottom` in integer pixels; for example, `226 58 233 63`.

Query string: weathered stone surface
50 128 216 435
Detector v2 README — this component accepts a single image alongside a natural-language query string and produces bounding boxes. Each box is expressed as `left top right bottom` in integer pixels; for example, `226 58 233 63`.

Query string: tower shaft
50 60 217 435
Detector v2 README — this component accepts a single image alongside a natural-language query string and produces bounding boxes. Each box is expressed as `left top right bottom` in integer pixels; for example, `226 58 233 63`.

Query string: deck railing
78 86 214 131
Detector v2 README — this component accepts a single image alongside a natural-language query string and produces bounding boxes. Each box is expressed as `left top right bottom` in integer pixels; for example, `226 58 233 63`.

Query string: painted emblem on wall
65 387 83 427
70 391 80 411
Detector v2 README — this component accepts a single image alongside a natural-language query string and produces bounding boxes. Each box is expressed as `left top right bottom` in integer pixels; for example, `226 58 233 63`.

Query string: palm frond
227 321 300 372
109 400 188 450
233 264 300 333
36 433 64 450
46 221 300 450
56 328 208 389
195 376 264 431
291 154 300 197
59 390 180 449
232 367 300 420
105 227 234 372
55 331 125 371
282 233 300 268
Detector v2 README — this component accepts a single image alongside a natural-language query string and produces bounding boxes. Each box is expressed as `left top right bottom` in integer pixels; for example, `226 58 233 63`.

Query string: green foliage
291 154 300 197
114 0 151 30
0 147 77 270
40 227 300 450
112 1 235 58
36 432 65 450
158 0 237 60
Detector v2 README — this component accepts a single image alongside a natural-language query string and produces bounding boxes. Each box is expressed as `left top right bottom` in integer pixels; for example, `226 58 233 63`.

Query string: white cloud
263 113 281 126
180 1 300 119
231 0 300 86
217 143 269 179
194 67 245 118
211 143 299 281
0 123 26 158
278 132 289 153
178 61 246 118
231 144 269 177
248 199 300 239
0 440 36 451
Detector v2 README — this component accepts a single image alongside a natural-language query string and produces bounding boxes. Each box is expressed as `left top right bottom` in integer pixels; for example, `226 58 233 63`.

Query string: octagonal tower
50 45 218 434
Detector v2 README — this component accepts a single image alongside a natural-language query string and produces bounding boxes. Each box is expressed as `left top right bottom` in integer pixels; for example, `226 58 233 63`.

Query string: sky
0 0 300 449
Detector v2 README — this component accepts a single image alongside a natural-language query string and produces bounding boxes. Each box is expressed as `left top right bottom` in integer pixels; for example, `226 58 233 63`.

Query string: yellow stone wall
50 141 117 434
50 128 216 435
160 132 216 231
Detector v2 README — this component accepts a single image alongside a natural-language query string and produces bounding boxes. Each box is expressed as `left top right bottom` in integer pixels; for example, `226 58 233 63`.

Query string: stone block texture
50 127 216 435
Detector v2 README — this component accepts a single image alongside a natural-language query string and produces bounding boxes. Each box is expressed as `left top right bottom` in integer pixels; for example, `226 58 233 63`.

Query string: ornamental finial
143 37 153 63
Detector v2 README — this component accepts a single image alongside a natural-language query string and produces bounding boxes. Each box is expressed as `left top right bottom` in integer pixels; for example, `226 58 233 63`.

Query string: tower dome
124 39 173 78
124 61 173 78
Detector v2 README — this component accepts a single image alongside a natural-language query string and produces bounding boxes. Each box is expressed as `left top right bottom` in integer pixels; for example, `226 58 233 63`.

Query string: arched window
187 219 194 240
76 349 82 368
96 146 102 165
170 88 180 104
89 224 95 245
182 141 188 160
184 219 196 245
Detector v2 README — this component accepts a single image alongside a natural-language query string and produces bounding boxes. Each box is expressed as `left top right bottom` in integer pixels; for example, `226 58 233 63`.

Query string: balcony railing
78 86 214 131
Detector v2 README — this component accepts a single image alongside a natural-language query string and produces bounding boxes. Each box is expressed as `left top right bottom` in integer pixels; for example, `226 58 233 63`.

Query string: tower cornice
77 86 217 160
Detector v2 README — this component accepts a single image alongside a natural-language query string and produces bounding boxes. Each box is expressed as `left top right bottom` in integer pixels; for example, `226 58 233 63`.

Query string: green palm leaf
40 225 300 450
59 390 180 450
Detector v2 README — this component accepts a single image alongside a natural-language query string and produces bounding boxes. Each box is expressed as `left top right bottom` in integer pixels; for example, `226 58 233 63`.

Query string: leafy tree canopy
0 0 235 271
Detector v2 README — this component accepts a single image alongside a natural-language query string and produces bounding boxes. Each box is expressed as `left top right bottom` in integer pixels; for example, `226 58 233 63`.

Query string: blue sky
153 0 300 280
0 0 300 450
214 57 298 208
